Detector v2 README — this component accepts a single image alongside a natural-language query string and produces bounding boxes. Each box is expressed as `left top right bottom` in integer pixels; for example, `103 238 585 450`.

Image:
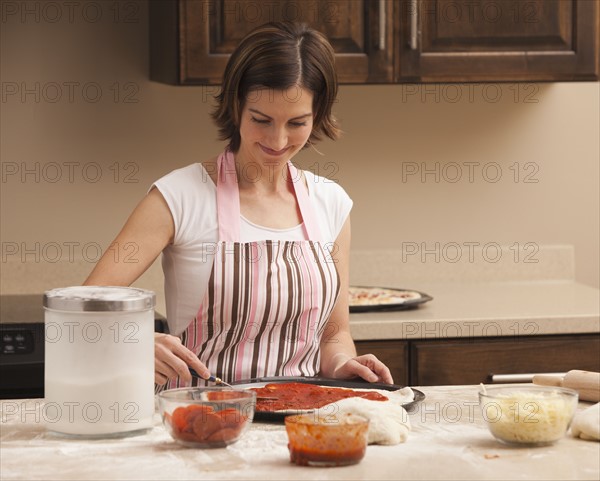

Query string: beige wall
1 1 598 295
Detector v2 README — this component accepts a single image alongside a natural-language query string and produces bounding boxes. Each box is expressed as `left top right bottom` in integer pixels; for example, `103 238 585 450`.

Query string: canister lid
43 286 156 312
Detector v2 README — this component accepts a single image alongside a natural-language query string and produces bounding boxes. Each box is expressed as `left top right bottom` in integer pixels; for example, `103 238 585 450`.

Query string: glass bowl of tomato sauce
284 413 369 467
158 387 256 448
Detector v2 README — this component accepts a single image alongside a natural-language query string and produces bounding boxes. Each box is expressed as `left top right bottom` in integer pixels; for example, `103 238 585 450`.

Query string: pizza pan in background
349 286 433 313
231 376 426 422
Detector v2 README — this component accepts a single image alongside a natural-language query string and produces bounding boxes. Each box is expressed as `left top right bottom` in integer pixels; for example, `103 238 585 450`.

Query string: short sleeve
304 170 353 241
151 164 218 246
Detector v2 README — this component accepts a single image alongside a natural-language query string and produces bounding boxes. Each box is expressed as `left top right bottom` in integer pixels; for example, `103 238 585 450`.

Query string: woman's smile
259 144 290 157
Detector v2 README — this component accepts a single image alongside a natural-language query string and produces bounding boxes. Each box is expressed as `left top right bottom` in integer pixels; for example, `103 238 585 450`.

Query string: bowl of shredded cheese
478 385 578 446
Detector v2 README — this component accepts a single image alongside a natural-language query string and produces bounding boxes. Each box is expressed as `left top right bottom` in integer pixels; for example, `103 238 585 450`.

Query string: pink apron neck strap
216 150 241 242
216 150 323 242
287 161 323 242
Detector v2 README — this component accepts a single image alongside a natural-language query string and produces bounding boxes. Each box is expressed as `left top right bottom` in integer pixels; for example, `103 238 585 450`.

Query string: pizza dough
571 402 600 441
358 386 415 404
349 287 422 306
317 397 411 445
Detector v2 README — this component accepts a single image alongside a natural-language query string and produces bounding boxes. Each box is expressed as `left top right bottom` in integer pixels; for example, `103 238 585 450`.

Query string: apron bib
167 150 340 387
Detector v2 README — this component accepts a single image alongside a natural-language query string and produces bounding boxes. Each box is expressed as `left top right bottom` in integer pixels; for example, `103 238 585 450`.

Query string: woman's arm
84 187 211 385
319 217 394 384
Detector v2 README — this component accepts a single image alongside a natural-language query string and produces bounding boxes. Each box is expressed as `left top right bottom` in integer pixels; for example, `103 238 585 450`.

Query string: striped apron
167 150 340 387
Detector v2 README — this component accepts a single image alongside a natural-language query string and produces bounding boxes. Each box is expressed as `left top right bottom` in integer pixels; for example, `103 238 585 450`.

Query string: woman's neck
233 150 291 194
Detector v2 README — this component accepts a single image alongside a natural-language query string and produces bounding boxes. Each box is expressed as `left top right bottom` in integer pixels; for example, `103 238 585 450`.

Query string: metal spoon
188 368 276 400
189 368 233 387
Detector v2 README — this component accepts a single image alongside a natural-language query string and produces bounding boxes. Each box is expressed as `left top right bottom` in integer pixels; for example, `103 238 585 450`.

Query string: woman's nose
266 126 288 151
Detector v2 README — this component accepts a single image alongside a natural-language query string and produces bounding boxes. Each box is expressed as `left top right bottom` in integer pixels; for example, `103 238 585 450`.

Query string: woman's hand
330 353 394 385
154 333 211 386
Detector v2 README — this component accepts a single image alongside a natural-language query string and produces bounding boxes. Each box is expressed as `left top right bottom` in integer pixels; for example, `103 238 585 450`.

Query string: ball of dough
318 397 411 445
571 402 600 441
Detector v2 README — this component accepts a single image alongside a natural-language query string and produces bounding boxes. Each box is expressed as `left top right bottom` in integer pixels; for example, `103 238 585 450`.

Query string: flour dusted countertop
348 280 600 341
1 385 598 480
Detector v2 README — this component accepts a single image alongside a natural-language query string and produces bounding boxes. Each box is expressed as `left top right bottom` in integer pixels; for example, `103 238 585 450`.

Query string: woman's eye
250 117 307 127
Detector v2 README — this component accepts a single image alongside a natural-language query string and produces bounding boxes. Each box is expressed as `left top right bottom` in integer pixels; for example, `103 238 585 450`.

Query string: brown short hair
212 22 340 152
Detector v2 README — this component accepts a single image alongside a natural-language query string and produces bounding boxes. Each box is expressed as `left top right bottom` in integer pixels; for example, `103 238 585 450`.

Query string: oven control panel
1 329 35 355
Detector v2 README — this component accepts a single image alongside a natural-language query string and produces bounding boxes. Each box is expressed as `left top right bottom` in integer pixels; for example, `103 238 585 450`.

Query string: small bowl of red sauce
284 413 369 467
158 387 256 448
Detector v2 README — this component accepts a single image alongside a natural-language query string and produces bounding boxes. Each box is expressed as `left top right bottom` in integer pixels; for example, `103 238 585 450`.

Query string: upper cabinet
399 0 600 81
149 0 599 85
150 0 394 84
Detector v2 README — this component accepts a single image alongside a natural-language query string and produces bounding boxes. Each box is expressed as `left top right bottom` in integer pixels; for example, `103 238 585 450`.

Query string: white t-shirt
153 162 353 335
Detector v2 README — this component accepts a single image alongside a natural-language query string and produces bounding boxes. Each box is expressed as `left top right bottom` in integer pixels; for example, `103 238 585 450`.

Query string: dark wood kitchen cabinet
149 0 395 85
397 0 600 81
150 0 599 84
355 334 600 386
355 340 409 385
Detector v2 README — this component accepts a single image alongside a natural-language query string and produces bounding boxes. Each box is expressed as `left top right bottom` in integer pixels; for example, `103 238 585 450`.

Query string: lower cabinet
355 334 600 386
355 340 409 386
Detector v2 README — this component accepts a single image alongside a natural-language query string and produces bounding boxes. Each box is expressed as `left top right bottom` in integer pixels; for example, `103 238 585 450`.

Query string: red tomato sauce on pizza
252 382 389 412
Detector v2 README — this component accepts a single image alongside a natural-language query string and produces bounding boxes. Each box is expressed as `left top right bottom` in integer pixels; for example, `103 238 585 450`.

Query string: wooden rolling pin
532 370 600 402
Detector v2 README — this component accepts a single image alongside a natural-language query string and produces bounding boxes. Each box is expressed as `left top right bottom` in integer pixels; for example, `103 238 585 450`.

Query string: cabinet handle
409 0 418 50
489 373 566 384
378 0 386 50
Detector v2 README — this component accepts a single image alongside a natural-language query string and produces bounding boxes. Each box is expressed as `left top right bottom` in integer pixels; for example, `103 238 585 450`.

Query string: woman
85 22 393 387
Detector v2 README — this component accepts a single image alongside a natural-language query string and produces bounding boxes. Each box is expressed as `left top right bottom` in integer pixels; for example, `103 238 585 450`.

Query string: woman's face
237 86 314 166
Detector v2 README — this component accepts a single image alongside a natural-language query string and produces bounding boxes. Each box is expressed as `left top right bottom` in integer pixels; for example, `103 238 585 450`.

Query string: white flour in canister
44 286 155 438
44 374 155 435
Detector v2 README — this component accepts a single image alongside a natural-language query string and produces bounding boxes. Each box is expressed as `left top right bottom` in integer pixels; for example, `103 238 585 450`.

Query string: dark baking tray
231 376 425 422
349 287 433 313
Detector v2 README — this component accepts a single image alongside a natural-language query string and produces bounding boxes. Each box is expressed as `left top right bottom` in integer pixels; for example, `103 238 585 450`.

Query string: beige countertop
349 281 600 341
1 385 599 481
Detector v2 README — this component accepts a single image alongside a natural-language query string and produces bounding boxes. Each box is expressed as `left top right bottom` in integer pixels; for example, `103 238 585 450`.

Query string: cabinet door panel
207 1 366 53
422 0 572 52
411 335 600 386
397 0 599 81
173 0 395 84
355 340 409 386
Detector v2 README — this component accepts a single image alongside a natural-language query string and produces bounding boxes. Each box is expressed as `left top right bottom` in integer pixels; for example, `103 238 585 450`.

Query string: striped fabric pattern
166 239 339 388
